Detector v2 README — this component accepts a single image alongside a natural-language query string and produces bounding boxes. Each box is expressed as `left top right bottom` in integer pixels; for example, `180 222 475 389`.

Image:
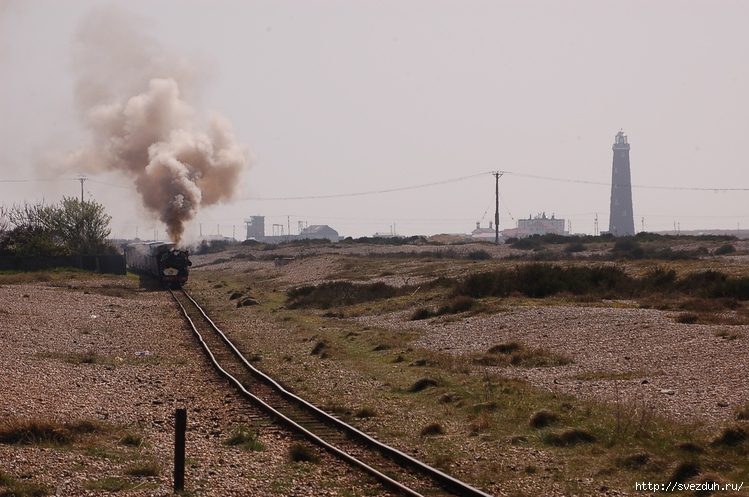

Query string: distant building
517 212 566 235
471 222 499 241
299 225 339 241
609 130 635 236
244 216 265 240
244 216 340 243
475 212 569 240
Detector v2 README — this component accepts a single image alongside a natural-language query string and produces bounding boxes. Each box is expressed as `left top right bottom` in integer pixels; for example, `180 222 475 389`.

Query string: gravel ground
357 304 749 425
0 280 392 496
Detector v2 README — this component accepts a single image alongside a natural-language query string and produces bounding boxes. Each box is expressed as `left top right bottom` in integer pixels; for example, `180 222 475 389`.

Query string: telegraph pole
493 171 503 244
77 175 87 203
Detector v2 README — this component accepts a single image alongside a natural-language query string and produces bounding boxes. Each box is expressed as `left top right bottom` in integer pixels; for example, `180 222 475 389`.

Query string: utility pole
77 175 87 203
493 171 503 244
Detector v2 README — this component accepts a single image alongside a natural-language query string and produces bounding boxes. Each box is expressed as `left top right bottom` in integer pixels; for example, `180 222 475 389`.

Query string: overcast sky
1 0 748 241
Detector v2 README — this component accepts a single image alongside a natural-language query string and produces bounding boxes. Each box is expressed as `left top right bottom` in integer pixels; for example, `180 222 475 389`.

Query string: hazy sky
1 0 748 241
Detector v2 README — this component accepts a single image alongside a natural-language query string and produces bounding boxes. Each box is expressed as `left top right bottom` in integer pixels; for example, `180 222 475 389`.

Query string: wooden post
174 408 187 493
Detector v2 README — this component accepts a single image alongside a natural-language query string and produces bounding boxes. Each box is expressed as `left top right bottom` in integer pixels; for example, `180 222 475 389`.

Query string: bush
467 250 491 260
715 243 736 255
564 242 586 253
456 264 630 299
287 281 402 309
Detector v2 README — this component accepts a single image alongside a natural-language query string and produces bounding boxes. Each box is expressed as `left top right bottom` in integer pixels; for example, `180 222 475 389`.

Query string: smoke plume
60 6 250 245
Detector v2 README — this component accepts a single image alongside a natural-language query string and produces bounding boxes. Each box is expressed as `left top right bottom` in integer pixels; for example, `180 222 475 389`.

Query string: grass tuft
0 418 106 446
124 459 161 477
676 442 706 454
675 313 699 324
618 452 651 469
0 469 50 496
84 477 136 492
711 425 748 447
310 341 326 355
670 461 700 484
544 428 597 446
354 407 377 419
119 433 143 447
224 426 264 451
288 442 319 463
479 342 572 368
408 378 439 393
420 423 445 436
529 409 560 428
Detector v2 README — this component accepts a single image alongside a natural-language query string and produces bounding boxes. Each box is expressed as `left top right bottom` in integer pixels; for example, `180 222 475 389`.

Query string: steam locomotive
125 242 191 288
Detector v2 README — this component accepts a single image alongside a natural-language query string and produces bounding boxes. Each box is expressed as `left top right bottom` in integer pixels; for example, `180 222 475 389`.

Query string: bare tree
0 205 9 233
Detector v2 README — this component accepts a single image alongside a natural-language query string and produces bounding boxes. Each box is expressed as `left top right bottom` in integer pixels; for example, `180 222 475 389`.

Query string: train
124 242 192 288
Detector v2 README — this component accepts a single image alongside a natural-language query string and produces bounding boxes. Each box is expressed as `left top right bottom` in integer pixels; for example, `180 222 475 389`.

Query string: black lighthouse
608 130 635 236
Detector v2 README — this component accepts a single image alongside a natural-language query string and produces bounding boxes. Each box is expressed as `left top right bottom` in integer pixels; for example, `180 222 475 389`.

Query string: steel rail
178 289 494 497
170 289 426 497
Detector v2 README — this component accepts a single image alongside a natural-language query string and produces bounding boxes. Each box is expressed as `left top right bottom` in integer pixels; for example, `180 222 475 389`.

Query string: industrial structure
608 130 635 236
244 216 340 243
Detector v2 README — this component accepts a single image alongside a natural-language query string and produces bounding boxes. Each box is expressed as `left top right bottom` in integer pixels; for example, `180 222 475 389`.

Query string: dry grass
124 459 161 477
476 341 572 368
0 418 106 446
544 428 597 446
529 409 560 428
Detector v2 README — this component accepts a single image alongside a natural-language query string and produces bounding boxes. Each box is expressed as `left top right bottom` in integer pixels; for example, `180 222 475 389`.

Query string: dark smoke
59 6 250 244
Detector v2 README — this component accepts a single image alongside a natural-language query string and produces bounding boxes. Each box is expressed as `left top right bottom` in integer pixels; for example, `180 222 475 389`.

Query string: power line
245 172 492 200
498 170 749 191
3 169 749 196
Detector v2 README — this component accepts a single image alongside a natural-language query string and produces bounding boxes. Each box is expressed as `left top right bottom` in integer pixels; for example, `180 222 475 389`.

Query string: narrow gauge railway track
170 288 494 497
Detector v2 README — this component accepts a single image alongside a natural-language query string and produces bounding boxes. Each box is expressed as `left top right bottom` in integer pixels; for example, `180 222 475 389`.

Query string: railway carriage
125 242 191 288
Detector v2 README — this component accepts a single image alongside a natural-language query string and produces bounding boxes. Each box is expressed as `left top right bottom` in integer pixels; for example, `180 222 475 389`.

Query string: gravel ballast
0 280 391 496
